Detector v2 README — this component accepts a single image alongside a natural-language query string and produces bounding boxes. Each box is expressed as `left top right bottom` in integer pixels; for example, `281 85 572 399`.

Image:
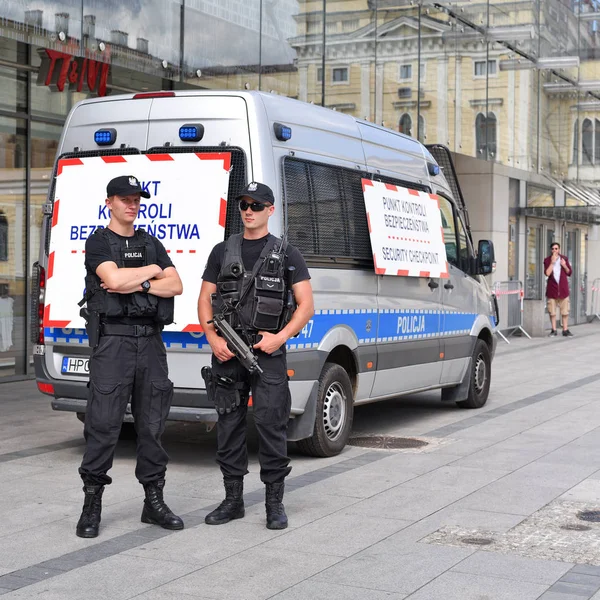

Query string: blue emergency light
94 128 117 146
427 162 440 176
179 124 204 142
273 122 292 142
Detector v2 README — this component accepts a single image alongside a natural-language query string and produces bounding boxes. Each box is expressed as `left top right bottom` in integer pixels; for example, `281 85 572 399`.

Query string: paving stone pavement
0 324 600 599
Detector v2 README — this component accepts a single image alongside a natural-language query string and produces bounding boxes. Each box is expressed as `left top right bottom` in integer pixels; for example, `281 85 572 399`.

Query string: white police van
32 90 498 457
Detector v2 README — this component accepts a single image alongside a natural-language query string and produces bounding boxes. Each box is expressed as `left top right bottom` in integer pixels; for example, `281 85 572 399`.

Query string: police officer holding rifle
77 175 184 538
198 181 314 529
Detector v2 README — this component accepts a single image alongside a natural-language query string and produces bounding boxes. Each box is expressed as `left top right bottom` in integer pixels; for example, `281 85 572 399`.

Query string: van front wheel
456 339 491 409
296 362 354 457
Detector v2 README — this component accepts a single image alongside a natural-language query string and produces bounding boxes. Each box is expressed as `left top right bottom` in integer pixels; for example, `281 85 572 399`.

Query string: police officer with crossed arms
77 175 184 538
198 182 314 529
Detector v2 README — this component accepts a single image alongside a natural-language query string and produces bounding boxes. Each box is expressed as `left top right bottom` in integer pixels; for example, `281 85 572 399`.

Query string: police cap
236 182 274 205
106 175 151 199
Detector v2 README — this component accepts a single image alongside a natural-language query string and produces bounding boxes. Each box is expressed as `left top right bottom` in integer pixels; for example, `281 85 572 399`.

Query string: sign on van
44 152 231 332
362 179 449 278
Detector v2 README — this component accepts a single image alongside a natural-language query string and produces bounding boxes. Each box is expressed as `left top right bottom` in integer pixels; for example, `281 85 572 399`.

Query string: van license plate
61 357 89 375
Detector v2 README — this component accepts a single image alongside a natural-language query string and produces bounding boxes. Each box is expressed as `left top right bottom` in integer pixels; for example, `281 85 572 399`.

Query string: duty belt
100 323 163 337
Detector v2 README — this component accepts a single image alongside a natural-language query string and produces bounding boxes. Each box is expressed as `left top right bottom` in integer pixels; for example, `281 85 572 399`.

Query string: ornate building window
399 113 412 136
582 118 593 165
476 112 497 159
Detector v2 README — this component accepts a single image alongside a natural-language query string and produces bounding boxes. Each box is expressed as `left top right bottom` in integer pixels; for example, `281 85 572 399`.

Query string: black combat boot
265 481 288 530
76 484 104 538
141 479 184 530
205 478 245 525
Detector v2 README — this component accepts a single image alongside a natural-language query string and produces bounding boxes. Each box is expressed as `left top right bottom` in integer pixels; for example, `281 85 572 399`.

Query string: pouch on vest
252 274 285 331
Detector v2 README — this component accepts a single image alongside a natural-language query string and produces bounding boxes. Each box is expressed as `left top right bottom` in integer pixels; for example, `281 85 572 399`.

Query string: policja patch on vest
122 246 146 268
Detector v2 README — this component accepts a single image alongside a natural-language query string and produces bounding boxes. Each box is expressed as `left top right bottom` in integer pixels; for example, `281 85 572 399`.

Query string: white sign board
362 179 449 278
44 152 231 332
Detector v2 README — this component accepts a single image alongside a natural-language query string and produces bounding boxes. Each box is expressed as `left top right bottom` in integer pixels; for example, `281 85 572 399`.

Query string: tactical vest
213 233 289 332
85 228 174 324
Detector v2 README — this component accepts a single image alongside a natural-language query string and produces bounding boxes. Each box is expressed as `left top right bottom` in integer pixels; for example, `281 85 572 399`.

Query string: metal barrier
493 280 531 344
590 278 600 322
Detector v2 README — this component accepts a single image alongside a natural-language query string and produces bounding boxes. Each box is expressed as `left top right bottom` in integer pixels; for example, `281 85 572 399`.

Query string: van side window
283 157 372 265
437 196 459 268
456 214 473 273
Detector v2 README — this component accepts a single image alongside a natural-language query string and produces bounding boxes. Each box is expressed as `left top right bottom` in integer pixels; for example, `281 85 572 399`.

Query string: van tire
296 362 354 457
456 339 491 409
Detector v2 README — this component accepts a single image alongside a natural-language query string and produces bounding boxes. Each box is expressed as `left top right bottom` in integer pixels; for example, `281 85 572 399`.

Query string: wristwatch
141 280 151 293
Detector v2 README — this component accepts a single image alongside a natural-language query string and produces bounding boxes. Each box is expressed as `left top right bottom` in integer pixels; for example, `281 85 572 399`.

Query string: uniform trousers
79 333 173 486
211 348 292 484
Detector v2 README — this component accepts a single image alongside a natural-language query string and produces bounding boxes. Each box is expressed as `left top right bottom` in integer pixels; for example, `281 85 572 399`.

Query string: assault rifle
209 313 263 375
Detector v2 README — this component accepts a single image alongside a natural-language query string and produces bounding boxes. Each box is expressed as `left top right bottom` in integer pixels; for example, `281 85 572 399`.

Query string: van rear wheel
456 339 491 409
296 362 354 457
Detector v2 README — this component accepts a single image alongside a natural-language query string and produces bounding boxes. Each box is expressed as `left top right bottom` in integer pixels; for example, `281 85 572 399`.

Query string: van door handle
428 280 439 290
444 282 454 290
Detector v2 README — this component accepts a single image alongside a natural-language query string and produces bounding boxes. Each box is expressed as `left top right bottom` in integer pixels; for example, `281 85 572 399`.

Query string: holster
201 366 242 415
80 307 100 349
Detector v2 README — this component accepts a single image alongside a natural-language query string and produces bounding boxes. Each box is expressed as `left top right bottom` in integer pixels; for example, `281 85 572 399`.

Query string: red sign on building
37 49 110 97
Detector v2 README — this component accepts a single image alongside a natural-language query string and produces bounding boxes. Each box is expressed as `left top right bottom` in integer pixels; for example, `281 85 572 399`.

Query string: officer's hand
211 336 235 363
254 331 286 355
152 266 165 280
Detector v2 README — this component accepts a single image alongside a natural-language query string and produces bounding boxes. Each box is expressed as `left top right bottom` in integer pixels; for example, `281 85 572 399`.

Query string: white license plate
61 356 90 375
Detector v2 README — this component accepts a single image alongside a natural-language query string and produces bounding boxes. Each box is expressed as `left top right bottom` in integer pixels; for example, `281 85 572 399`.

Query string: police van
32 90 498 457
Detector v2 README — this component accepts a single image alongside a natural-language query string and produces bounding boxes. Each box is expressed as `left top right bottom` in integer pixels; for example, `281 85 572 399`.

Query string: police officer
198 182 314 530
76 175 184 538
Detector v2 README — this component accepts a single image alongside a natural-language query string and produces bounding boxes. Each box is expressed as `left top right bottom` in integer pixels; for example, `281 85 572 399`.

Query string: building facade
0 0 599 379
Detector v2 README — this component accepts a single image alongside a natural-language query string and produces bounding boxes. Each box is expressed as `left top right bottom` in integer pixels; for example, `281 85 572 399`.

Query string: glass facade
1 0 600 376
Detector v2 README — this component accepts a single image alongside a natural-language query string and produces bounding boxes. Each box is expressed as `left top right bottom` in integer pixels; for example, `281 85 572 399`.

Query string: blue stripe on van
44 309 479 350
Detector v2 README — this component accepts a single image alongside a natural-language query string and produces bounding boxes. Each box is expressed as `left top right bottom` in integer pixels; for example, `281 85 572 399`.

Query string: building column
437 56 448 144
298 65 308 103
454 56 462 151
361 62 371 121
375 63 384 125
518 69 531 170
507 69 515 166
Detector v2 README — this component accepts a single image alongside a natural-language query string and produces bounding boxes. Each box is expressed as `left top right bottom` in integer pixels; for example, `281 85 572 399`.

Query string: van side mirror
476 240 495 275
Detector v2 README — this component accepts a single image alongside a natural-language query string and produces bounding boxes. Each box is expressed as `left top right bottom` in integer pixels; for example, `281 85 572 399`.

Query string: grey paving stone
0 575 36 591
269 580 407 599
453 478 566 515
342 483 466 522
403 571 549 599
549 581 600 597
560 573 600 588
124 521 287 567
161 547 342 600
572 565 600 577
313 541 473 594
11 565 65 581
3 554 197 600
450 551 572 584
127 589 218 600
266 511 412 558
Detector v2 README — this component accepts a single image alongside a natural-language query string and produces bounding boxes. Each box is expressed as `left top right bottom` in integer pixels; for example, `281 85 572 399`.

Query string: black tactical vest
213 233 289 332
85 228 174 324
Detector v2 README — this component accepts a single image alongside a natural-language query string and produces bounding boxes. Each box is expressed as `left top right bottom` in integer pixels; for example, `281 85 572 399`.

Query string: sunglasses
239 200 270 212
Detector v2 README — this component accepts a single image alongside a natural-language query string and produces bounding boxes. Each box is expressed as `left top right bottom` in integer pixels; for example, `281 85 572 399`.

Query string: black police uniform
201 182 310 529
203 235 309 484
79 226 175 486
75 175 183 539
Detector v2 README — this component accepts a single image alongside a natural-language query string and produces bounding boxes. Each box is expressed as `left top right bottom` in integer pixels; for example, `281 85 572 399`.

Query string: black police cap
236 182 274 205
106 175 150 199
